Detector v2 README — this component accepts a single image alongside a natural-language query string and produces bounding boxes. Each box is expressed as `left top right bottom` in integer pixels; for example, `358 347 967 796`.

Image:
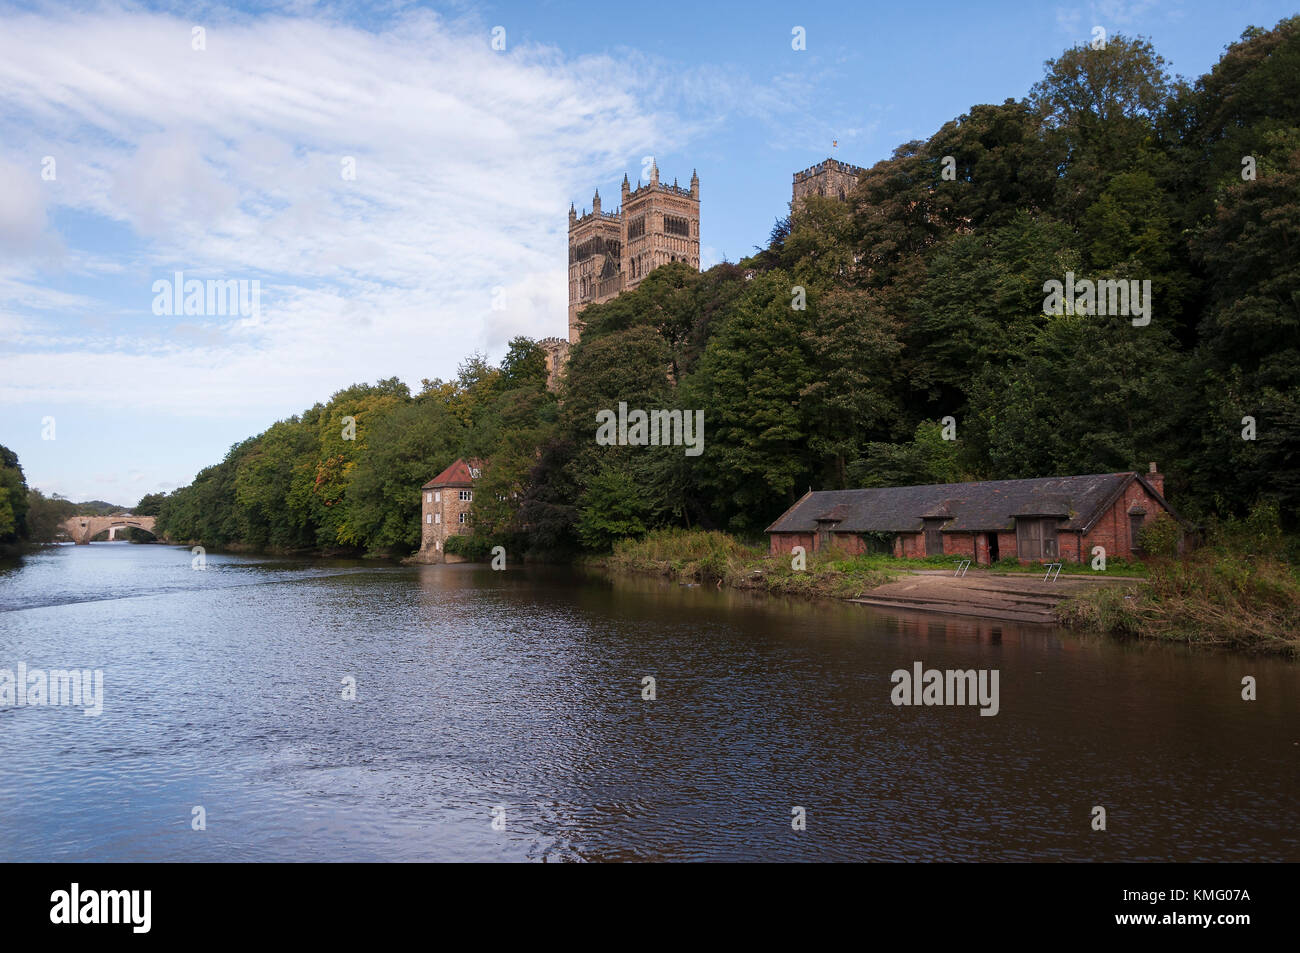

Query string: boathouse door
923 519 944 557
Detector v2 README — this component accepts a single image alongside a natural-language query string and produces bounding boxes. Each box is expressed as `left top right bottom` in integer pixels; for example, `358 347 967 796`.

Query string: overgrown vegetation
1058 502 1300 655
593 529 896 599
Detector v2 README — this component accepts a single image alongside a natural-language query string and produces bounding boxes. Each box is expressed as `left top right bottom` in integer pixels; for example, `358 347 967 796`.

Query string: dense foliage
153 21 1300 557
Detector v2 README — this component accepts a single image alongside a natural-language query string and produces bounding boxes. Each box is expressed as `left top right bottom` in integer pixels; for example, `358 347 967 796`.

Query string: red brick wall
997 532 1017 561
1082 478 1168 560
830 533 867 555
944 533 976 557
1059 531 1082 564
769 532 814 556
897 533 926 558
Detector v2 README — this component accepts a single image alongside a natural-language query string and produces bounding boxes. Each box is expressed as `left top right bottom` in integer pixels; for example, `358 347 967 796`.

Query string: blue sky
1 0 1296 506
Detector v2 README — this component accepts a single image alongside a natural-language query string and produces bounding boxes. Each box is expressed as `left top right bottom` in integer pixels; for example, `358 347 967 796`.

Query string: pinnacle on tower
592 188 601 213
650 160 659 185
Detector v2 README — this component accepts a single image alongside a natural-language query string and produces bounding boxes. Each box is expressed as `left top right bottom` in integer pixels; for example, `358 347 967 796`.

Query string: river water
0 542 1295 861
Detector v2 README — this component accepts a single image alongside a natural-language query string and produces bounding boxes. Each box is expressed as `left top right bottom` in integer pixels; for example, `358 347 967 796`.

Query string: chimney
1146 462 1164 497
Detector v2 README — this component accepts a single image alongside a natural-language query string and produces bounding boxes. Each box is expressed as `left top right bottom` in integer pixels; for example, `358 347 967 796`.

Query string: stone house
418 458 484 562
766 465 1181 564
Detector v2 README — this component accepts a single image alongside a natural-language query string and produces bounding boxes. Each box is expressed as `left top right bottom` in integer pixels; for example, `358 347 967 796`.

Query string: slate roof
766 472 1170 535
422 458 485 489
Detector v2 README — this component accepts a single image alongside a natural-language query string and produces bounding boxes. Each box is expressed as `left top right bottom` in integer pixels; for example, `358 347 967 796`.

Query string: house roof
765 472 1174 535
422 458 485 489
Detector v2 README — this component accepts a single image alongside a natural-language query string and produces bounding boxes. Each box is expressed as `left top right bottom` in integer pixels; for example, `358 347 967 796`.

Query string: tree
575 465 651 551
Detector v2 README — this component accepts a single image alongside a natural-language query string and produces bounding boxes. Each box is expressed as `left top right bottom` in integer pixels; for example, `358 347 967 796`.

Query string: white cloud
0 4 708 416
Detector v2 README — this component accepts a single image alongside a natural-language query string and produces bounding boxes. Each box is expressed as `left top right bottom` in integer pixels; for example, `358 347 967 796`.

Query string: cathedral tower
568 164 700 344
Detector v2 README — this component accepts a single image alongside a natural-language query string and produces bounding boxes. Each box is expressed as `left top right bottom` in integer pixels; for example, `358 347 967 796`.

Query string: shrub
443 534 494 561
1138 512 1181 557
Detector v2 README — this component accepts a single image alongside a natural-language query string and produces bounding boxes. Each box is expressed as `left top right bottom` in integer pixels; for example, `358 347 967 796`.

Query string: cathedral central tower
567 163 699 343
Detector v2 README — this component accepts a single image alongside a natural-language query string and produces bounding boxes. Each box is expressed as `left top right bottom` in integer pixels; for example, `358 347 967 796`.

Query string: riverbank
591 529 1299 657
1057 549 1300 656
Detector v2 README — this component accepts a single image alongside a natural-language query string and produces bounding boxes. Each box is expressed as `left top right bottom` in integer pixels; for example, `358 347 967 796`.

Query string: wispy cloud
0 3 721 414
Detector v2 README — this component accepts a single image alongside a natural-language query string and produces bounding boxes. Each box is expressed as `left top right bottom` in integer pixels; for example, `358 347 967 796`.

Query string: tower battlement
792 156 866 206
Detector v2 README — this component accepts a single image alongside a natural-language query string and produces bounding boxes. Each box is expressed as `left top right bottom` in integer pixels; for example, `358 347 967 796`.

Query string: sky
1 0 1296 507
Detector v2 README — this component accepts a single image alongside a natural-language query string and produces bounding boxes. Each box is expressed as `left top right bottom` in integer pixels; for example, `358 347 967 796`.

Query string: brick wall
944 533 976 557
769 532 813 556
1082 478 1167 561
997 532 1017 561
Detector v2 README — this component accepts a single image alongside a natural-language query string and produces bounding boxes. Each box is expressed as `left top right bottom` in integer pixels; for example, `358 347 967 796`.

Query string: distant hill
70 500 129 516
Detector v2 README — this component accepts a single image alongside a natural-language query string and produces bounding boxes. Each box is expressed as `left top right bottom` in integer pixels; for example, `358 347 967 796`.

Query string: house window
460 489 472 501
426 492 432 503
434 491 440 502
1130 513 1146 554
435 513 441 524
426 514 431 524
458 512 467 524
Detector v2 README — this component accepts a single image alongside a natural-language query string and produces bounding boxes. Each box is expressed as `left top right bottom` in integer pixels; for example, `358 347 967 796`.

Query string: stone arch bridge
60 515 158 544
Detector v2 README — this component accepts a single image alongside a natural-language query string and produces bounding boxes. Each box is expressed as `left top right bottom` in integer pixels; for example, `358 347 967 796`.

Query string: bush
443 533 494 561
1138 512 1181 557
1208 499 1285 557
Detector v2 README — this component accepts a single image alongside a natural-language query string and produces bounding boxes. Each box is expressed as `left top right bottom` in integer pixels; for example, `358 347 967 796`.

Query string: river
0 542 1295 861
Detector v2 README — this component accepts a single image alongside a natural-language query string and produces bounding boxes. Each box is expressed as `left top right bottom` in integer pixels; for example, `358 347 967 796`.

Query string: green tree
575 465 651 551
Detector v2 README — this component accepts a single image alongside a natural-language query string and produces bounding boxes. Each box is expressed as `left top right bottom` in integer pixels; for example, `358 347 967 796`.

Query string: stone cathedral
566 162 700 344
549 154 861 381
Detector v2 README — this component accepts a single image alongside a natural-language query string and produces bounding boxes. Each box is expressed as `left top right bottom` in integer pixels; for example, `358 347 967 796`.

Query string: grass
592 528 896 600
985 555 1148 576
1057 548 1300 656
781 550 1146 577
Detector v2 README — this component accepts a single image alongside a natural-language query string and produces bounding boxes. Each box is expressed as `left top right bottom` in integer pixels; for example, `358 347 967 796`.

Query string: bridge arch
60 515 159 545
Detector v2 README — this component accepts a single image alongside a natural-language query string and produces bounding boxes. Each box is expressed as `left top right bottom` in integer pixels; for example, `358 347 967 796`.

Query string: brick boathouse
766 465 1179 564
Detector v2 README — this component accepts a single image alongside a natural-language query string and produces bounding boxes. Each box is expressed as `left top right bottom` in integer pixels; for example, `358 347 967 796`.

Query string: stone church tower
792 157 867 206
567 162 700 344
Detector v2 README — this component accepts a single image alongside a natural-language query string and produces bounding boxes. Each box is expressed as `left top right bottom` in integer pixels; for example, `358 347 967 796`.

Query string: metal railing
954 559 971 577
1043 563 1063 582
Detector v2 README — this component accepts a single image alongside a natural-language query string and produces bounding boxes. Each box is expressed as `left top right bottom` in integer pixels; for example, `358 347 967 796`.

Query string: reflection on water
0 543 1296 861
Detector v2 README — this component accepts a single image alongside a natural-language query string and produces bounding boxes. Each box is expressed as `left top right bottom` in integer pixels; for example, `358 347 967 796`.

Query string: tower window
664 215 690 237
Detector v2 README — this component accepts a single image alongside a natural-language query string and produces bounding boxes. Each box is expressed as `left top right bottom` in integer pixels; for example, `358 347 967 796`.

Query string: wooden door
923 520 944 556
1017 519 1042 560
